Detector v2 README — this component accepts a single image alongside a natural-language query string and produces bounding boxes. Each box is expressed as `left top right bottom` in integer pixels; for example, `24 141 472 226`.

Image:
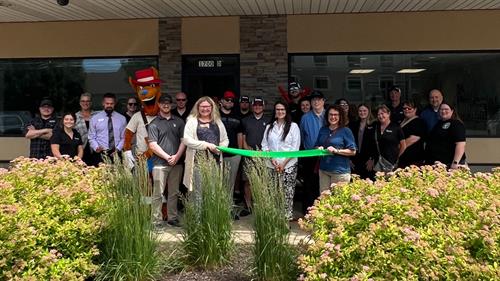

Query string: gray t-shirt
148 114 185 166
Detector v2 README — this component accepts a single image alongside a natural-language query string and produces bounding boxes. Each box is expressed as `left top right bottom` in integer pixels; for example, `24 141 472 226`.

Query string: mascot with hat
123 67 163 169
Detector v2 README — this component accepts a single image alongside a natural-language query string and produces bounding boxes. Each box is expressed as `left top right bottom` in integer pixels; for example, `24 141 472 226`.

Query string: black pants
301 156 319 215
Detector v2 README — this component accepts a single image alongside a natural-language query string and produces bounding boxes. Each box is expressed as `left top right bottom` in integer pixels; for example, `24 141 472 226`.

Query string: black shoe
167 219 181 227
239 208 251 217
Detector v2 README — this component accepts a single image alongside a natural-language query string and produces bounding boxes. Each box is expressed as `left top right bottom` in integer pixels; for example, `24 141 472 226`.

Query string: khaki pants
152 164 183 222
223 154 241 195
319 170 351 193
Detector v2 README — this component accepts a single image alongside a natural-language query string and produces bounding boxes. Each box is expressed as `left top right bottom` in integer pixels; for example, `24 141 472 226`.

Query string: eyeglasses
128 103 138 106
403 107 413 111
80 100 91 103
176 98 187 102
339 103 348 106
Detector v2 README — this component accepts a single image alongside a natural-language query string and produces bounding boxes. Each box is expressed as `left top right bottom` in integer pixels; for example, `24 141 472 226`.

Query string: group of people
24 82 467 223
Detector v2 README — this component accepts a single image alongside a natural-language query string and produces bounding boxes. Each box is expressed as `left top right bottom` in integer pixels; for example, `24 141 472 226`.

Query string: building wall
240 16 288 102
158 18 182 94
288 10 500 53
0 19 158 58
182 17 239 54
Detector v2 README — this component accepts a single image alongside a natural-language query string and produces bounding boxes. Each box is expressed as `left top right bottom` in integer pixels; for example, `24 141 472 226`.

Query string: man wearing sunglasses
172 92 190 121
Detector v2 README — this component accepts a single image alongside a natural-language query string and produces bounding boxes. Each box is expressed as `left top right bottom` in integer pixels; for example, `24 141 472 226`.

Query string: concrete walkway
155 214 310 245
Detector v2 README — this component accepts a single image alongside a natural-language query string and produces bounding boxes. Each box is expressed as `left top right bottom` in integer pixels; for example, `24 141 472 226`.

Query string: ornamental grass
298 164 500 280
0 157 107 280
181 153 234 268
246 158 298 281
96 155 160 281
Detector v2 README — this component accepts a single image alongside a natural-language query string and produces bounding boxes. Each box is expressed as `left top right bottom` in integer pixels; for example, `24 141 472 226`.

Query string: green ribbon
217 146 330 158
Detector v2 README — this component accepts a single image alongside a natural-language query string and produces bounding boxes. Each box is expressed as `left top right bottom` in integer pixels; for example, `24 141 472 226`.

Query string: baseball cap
309 91 325 100
239 95 250 103
252 96 264 106
40 98 54 107
158 95 172 103
289 82 302 91
389 86 401 93
223 91 236 100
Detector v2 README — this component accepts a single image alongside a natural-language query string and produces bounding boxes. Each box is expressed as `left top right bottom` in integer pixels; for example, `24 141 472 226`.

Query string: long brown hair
267 101 292 141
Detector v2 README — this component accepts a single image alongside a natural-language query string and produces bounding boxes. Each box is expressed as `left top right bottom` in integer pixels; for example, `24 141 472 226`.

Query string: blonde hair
189 96 221 122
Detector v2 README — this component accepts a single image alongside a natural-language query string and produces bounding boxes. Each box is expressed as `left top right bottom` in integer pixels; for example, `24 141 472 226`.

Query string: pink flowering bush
0 157 108 280
299 165 499 280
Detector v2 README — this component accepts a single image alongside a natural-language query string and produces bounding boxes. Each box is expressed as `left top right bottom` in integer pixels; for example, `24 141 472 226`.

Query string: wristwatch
452 160 459 164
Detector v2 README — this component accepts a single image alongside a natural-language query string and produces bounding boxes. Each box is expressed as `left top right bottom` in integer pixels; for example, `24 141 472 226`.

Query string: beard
104 107 114 114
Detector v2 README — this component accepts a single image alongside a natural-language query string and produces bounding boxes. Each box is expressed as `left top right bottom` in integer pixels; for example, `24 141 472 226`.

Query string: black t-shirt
399 118 426 167
426 119 466 166
388 103 405 125
172 107 191 121
241 114 269 150
375 121 405 165
50 128 83 158
220 110 242 157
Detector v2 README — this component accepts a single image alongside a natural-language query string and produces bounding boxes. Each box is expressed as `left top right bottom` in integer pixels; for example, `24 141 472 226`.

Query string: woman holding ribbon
261 101 301 221
183 96 229 192
315 105 357 192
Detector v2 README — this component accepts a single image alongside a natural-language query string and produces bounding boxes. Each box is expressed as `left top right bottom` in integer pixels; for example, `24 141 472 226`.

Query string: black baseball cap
289 82 302 91
240 95 250 103
159 95 172 103
309 91 325 100
389 86 401 93
40 98 54 107
252 96 264 105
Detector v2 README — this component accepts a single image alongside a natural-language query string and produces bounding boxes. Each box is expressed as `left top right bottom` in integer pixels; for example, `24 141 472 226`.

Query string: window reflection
0 57 157 136
290 52 500 137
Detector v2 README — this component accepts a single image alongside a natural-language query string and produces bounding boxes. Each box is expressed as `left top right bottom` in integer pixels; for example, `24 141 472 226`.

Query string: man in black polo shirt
387 86 405 125
238 95 251 119
25 98 58 159
148 95 186 227
240 96 268 215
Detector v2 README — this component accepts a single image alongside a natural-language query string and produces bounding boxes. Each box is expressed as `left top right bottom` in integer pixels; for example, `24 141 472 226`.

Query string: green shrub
96 156 159 281
182 154 233 268
247 158 298 281
0 157 107 280
298 165 500 280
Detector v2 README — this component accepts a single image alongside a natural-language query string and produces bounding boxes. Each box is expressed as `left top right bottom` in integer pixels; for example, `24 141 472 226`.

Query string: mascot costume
123 67 163 169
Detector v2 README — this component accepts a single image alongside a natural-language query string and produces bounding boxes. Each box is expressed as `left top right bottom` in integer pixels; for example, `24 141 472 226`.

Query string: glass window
290 52 500 137
0 57 157 136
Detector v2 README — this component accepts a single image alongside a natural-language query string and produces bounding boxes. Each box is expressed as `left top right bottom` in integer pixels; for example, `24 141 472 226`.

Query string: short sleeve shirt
50 128 83 158
220 110 242 156
388 103 405 125
25 116 58 159
375 122 405 165
399 118 426 166
315 126 357 174
241 114 269 150
426 119 466 165
126 112 156 155
148 114 185 166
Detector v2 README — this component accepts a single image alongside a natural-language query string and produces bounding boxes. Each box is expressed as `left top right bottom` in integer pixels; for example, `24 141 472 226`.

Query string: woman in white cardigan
182 96 229 192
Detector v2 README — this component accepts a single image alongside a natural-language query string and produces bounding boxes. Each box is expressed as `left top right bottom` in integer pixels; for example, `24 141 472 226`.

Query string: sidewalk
155 214 310 245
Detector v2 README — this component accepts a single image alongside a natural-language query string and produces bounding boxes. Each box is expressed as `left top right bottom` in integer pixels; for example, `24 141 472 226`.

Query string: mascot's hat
131 67 164 86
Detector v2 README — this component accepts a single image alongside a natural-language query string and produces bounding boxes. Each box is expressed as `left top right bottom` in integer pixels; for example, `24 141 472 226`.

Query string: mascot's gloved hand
124 150 136 170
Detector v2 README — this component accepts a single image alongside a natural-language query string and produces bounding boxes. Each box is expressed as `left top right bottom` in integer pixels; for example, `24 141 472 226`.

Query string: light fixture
57 0 69 6
397 69 426 73
349 69 375 74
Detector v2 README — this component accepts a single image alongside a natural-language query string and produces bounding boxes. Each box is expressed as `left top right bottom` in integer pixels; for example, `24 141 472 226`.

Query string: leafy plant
96 156 159 281
246 158 298 280
298 165 500 280
0 157 107 280
181 153 234 268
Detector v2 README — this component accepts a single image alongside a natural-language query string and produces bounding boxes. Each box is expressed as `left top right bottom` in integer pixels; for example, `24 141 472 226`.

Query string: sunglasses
128 103 138 106
224 99 235 102
176 98 187 102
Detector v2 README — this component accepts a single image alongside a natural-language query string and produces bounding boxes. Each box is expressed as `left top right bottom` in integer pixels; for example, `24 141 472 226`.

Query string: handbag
373 125 397 172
